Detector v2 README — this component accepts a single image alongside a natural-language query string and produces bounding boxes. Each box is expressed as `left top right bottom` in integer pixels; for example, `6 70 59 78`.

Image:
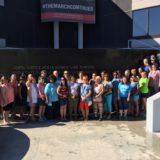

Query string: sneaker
99 117 103 121
39 117 44 122
107 115 111 120
42 116 47 121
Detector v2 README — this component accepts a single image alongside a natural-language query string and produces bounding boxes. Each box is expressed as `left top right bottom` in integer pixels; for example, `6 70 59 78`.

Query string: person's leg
30 104 36 121
63 105 67 120
60 106 63 120
80 102 86 120
73 99 78 120
135 100 139 117
103 96 107 117
69 98 73 120
94 103 98 118
124 98 129 118
107 94 112 119
98 102 103 120
119 98 123 118
39 106 43 121
143 97 147 113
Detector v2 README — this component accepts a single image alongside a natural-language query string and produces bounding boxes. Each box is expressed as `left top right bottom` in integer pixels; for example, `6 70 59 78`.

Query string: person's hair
19 76 26 81
83 75 88 79
1 76 10 84
95 76 101 82
78 71 84 74
122 76 127 84
104 73 110 80
101 70 106 74
48 75 57 83
41 70 47 74
60 76 68 89
38 76 45 81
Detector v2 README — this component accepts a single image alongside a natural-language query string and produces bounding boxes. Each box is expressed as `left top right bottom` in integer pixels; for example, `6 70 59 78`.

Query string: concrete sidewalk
0 120 160 160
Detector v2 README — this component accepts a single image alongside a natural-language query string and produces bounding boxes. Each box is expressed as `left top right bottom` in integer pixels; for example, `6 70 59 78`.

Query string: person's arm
127 91 131 102
95 84 104 97
1 86 7 106
26 81 32 103
85 89 92 99
57 86 63 97
44 85 49 103
157 71 160 87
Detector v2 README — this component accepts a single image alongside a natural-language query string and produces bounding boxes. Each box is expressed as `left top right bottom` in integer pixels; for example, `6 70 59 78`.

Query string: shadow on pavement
0 127 30 160
12 120 66 129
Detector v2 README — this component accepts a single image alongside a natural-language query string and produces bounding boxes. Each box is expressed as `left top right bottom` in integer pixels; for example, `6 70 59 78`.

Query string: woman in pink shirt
1 76 14 125
37 76 46 121
148 64 160 96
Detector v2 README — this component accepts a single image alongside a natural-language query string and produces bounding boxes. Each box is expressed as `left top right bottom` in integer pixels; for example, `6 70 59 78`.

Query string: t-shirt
37 83 46 99
69 82 79 96
44 83 59 106
118 83 131 98
80 84 92 102
142 65 150 73
139 78 149 94
130 82 139 96
112 78 120 96
103 81 112 95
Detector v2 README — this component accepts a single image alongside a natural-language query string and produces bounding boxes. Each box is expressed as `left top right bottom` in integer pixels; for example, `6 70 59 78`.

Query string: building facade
131 0 160 49
0 0 133 48
0 0 159 49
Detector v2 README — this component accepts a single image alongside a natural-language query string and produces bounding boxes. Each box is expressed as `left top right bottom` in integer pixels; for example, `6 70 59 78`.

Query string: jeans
103 94 112 113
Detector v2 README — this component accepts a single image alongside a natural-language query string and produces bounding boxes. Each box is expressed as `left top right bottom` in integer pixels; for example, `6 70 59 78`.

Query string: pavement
0 119 160 160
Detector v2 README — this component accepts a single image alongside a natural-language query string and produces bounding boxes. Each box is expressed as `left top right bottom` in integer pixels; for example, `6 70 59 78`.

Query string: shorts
80 101 90 109
59 99 67 106
140 93 148 98
38 98 46 106
28 102 37 107
119 97 129 110
3 102 13 111
132 95 139 102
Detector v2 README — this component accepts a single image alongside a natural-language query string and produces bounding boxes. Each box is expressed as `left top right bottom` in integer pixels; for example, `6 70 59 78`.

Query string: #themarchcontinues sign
41 0 96 24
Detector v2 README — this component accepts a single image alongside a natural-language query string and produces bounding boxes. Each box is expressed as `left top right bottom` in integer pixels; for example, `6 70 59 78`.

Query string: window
0 0 4 6
133 9 148 37
149 7 160 36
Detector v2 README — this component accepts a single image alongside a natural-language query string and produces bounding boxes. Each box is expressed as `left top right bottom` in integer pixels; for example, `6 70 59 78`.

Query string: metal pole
53 21 59 49
78 22 84 49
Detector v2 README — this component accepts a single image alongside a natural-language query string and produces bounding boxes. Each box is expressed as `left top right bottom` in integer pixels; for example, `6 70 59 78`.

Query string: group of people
0 54 160 125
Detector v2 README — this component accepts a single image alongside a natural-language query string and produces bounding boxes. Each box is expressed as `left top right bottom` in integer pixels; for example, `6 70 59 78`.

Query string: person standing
37 76 46 121
112 71 120 113
26 75 38 121
80 75 92 121
93 76 104 121
44 75 59 120
139 72 149 116
130 76 140 117
57 77 69 121
118 76 131 120
68 76 79 120
18 76 27 120
148 64 160 96
1 76 14 125
103 73 113 120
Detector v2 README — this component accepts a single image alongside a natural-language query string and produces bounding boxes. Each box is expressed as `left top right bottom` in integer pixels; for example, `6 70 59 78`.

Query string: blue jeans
103 94 112 113
119 97 129 110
